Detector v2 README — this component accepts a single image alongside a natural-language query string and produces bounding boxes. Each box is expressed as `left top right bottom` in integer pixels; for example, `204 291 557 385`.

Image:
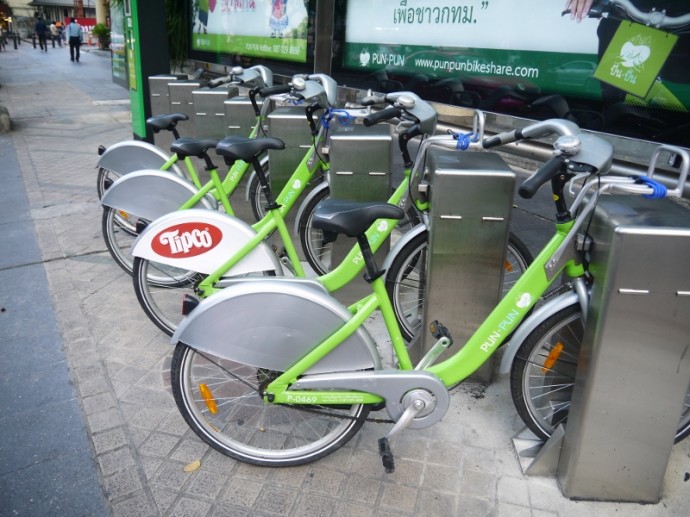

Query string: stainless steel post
415 149 515 381
193 86 240 139
557 195 690 502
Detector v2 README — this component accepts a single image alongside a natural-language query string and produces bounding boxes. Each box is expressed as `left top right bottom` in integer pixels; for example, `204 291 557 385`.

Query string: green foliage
92 23 110 38
165 0 188 71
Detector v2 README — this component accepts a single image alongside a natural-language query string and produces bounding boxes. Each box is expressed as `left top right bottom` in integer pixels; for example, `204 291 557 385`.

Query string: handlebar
258 84 292 97
482 119 581 148
207 76 233 89
519 155 567 199
206 65 273 90
363 106 402 127
565 0 690 29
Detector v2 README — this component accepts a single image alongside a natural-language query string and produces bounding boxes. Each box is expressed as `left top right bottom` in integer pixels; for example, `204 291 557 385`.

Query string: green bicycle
167 118 690 471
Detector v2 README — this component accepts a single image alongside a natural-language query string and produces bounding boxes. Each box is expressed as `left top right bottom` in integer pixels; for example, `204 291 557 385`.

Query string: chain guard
291 369 449 429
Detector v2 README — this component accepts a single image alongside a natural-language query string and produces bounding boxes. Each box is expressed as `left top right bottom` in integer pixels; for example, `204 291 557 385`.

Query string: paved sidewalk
1 41 689 517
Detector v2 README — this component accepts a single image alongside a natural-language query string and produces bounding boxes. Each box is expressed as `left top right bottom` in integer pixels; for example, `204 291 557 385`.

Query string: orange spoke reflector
541 342 564 373
504 260 514 273
199 383 218 414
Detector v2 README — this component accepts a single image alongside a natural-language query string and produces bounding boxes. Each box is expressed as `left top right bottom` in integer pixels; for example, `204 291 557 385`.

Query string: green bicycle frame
263 218 584 405
195 129 329 296
175 123 264 217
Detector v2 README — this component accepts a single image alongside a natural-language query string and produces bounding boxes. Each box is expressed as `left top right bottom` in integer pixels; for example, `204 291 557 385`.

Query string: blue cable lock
321 108 356 129
634 175 667 199
450 130 479 150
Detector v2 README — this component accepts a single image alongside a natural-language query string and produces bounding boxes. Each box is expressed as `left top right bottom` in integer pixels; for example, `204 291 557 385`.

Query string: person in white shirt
67 18 82 62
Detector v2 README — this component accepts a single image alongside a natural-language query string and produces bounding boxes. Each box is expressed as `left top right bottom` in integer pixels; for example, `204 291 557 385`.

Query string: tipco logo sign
152 223 222 258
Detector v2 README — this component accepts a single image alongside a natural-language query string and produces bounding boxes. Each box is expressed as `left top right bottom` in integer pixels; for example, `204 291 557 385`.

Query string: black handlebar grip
482 136 503 148
519 155 566 199
360 95 387 106
363 106 402 127
482 128 522 149
258 84 292 97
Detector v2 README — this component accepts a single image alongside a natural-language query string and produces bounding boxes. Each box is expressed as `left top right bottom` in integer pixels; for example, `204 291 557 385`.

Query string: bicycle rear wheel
171 342 370 466
510 303 690 443
385 230 533 342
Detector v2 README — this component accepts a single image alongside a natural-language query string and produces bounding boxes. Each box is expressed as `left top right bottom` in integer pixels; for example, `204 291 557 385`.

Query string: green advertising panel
595 22 677 98
343 0 689 110
191 0 309 63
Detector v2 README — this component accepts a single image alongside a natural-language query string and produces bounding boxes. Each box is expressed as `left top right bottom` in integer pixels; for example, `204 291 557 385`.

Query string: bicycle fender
96 140 184 177
292 181 329 235
498 292 579 375
380 224 427 272
100 169 217 220
131 209 281 276
172 278 381 374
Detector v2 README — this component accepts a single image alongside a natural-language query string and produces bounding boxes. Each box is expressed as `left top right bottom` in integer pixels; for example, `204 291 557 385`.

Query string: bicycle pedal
429 320 452 341
378 437 395 473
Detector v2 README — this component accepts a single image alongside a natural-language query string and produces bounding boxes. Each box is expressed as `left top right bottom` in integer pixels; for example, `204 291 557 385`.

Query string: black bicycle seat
170 138 219 158
145 113 189 132
215 136 285 162
312 198 405 238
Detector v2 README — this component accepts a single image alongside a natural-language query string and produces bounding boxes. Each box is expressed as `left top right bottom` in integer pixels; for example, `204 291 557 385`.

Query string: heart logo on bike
152 222 223 258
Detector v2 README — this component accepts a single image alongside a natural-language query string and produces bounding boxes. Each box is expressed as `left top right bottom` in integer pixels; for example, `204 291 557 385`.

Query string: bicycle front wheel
102 205 141 275
96 166 120 199
510 303 690 443
385 230 533 342
133 257 205 336
171 343 370 467
246 156 271 222
298 186 420 276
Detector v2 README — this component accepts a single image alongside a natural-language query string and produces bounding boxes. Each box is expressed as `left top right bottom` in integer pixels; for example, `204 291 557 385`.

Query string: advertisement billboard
191 0 310 63
341 0 690 144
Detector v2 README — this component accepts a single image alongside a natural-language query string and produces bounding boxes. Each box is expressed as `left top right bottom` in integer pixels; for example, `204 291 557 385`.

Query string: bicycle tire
171 342 370 466
510 302 690 443
102 205 141 275
132 257 208 336
247 158 270 222
298 186 421 276
385 230 533 342
96 166 120 199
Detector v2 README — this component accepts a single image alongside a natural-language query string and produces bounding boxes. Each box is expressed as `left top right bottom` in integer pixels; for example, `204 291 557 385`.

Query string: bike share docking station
267 105 314 194
515 192 690 503
148 74 188 151
411 148 516 382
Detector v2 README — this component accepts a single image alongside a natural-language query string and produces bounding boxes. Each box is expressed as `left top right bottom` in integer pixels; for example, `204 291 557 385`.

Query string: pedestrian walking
35 18 49 52
50 21 62 48
67 17 82 62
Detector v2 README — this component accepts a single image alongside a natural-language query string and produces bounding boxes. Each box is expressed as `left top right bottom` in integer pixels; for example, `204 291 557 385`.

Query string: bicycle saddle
145 113 189 132
170 138 220 158
312 198 405 238
215 136 285 162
